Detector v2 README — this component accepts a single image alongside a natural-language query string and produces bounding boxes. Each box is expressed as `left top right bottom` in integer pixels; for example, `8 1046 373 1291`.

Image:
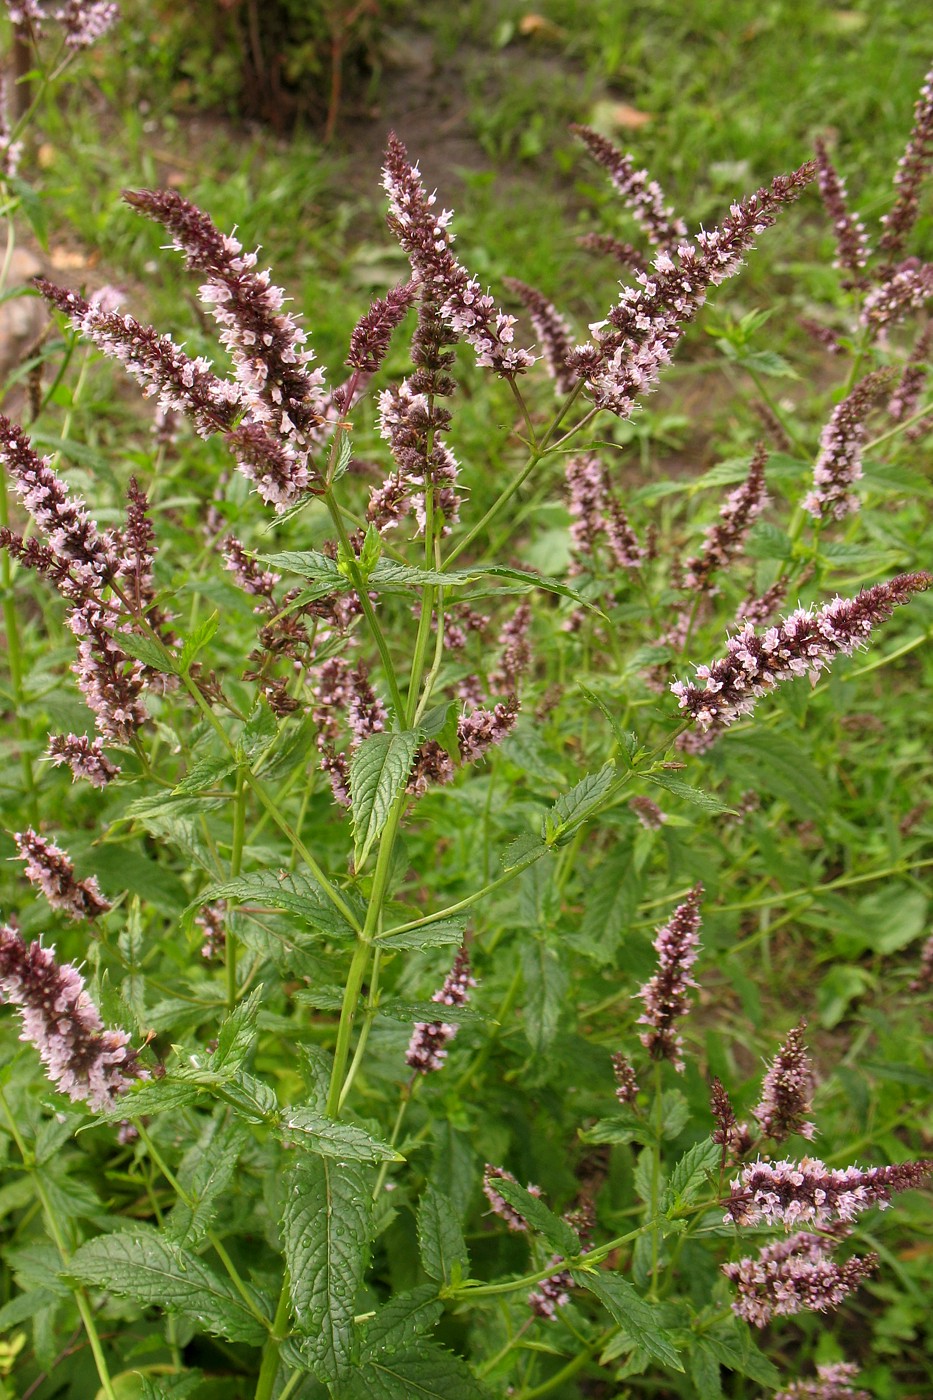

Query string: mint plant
0 19 931 1397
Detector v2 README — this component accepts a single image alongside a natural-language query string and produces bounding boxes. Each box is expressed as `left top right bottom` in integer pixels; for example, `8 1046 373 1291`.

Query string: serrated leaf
571 846 641 964
134 1373 204 1400
417 1187 470 1285
66 1233 267 1344
258 550 347 589
363 1285 443 1355
279 1109 403 1162
212 988 263 1068
702 1325 781 1387
172 755 236 795
284 1157 372 1380
163 1113 249 1249
690 1342 724 1400
484 1177 579 1257
377 917 468 950
577 682 634 751
179 613 219 671
744 521 793 560
118 631 178 673
662 1139 720 1213
647 773 734 813
521 940 567 1054
544 763 616 843
186 873 354 939
377 999 484 1026
91 1077 203 1122
580 1112 652 1147
350 731 421 868
338 1341 493 1399
501 833 549 870
573 1270 683 1371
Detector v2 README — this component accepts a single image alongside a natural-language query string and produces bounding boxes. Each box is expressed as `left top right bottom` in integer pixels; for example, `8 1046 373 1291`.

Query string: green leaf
134 1373 204 1399
702 1324 781 1387
256 549 347 597
279 1109 403 1162
416 1186 470 1285
744 521 793 560
212 988 263 1068
817 964 872 1029
646 773 734 813
690 1341 724 1400
117 632 178 673
163 1112 250 1249
284 1157 372 1380
377 918 468 950
66 1233 267 1345
172 755 236 795
483 1177 579 1257
573 1270 683 1371
577 682 635 752
338 1341 493 1399
734 348 797 379
350 731 421 869
186 873 354 939
359 523 383 578
179 613 219 671
501 833 549 870
580 1113 652 1148
521 940 567 1054
362 1285 443 1355
662 1140 720 1212
377 999 483 1026
544 763 616 843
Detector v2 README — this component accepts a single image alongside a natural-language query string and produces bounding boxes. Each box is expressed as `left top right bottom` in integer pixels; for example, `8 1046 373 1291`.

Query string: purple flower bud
482 1164 542 1231
14 829 111 920
47 733 120 787
753 1022 816 1142
774 1361 870 1400
636 884 703 1071
405 947 476 1073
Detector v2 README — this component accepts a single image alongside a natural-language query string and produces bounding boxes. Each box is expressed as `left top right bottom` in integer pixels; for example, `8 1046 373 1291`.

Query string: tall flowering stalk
724 1154 931 1229
685 443 769 591
636 884 703 1070
0 923 146 1111
803 371 893 521
571 125 687 250
566 163 815 417
878 60 933 267
753 1021 816 1142
813 136 872 288
382 134 535 376
672 573 931 736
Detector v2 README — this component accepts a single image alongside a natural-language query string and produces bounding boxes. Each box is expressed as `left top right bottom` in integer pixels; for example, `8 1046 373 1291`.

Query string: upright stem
0 1086 117 1400
254 1273 292 1400
226 763 247 1008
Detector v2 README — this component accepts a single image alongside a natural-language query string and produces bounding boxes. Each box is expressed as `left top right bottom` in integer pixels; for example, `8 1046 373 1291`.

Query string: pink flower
636 885 703 1070
405 947 476 1073
753 1022 816 1142
723 1232 877 1327
14 829 111 920
0 923 146 1112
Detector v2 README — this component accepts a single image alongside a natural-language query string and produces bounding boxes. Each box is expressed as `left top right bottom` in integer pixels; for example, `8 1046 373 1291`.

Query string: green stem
372 1086 413 1199
649 1061 663 1300
254 1273 292 1400
323 491 407 721
864 396 933 451
378 846 551 940
338 947 382 1111
514 1344 597 1400
226 763 247 1009
0 1086 117 1400
326 796 406 1116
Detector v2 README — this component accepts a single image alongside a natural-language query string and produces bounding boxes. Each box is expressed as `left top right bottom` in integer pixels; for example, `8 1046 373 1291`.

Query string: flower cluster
46 733 121 787
382 133 535 376
710 1077 753 1165
803 371 892 521
345 282 418 379
879 61 933 267
722 1232 877 1327
565 453 644 573
196 901 227 961
685 444 769 590
375 377 459 534
636 884 703 1070
577 231 648 275
724 1154 931 1229
888 322 931 434
572 125 687 250
490 602 532 695
6 0 119 48
774 1362 870 1400
405 946 476 1073
125 189 331 490
861 261 933 332
68 599 148 742
0 923 146 1112
629 795 667 830
482 1164 542 1231
566 163 815 417
672 573 931 735
14 829 111 920
753 1022 816 1142
503 278 576 393
813 137 872 287
456 698 519 764
612 1051 639 1104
